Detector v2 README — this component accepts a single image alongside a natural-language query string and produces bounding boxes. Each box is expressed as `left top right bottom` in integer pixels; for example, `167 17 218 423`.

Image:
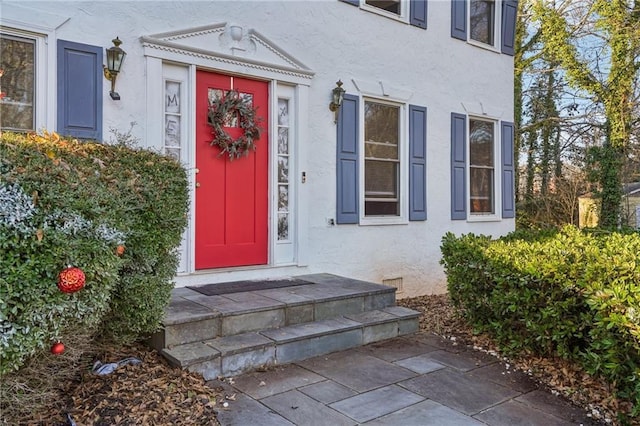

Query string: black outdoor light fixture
103 37 126 100
329 80 346 123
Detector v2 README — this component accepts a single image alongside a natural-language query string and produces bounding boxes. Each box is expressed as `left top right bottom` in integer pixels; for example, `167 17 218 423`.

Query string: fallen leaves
398 294 628 424
25 343 223 425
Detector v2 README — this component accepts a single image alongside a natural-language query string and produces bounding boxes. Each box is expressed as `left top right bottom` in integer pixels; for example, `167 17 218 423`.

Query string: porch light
103 37 126 100
329 80 346 123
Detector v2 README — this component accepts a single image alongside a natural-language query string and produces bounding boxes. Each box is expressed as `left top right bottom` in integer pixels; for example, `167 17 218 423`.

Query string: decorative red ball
51 342 65 355
57 266 85 293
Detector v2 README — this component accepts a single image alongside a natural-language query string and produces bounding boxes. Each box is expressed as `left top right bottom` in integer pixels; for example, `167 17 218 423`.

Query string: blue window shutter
336 94 359 224
57 40 103 140
409 105 427 221
339 0 360 6
501 0 518 55
501 121 515 218
410 0 428 29
451 0 467 40
451 112 467 220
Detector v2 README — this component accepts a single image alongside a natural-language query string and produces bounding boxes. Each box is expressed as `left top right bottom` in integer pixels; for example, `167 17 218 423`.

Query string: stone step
161 306 420 379
151 273 397 349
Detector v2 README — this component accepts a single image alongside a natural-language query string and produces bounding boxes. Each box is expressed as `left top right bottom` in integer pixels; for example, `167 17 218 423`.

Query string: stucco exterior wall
2 1 515 297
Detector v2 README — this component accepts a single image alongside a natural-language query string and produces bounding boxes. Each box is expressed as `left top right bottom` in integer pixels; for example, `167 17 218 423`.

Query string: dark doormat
187 278 313 296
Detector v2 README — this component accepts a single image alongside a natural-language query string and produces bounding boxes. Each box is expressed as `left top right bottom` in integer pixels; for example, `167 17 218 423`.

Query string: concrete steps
153 273 419 379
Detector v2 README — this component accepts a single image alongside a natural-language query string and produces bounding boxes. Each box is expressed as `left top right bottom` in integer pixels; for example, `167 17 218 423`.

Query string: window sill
360 4 409 25
359 217 409 226
466 39 501 54
466 215 502 223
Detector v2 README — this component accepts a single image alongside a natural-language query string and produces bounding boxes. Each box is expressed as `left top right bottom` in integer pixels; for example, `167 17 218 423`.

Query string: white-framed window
273 83 297 265
451 110 514 221
0 31 42 131
277 96 292 241
363 98 403 218
337 87 426 225
468 117 497 216
339 0 426 29
469 0 496 47
451 0 519 55
164 79 183 160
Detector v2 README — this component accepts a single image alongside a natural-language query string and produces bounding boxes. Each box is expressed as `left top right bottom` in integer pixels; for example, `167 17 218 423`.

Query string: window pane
277 213 289 241
278 99 289 126
365 102 399 145
165 115 181 147
470 0 495 45
278 185 288 212
365 0 400 15
165 81 181 113
364 100 400 217
278 128 289 154
365 160 399 216
365 141 397 160
207 89 240 127
0 35 35 131
165 147 180 161
278 157 289 183
470 167 494 213
365 201 399 216
469 119 494 167
365 160 398 197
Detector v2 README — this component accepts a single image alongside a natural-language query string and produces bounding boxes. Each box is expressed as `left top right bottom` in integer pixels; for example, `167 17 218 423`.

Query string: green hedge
0 132 188 375
441 226 640 416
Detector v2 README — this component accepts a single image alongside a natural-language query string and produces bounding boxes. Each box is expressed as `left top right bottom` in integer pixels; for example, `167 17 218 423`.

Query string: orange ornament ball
51 342 65 355
57 267 85 293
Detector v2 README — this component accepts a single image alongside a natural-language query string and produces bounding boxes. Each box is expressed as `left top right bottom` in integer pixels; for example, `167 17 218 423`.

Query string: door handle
195 182 201 188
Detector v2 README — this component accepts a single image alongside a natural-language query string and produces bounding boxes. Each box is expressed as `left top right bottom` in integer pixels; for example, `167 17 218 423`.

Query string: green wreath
207 90 262 161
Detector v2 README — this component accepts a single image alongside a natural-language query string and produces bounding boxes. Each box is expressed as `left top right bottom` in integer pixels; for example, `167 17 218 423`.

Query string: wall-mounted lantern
103 37 126 100
329 80 346 123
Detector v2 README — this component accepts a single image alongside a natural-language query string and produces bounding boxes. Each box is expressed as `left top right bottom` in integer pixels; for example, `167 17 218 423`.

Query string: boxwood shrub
0 131 188 375
441 226 640 417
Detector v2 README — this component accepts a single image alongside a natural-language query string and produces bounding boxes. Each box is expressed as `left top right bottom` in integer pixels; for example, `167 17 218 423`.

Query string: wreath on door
207 90 262 161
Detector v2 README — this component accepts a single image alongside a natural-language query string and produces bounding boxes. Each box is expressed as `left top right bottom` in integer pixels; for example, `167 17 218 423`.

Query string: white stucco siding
2 1 515 296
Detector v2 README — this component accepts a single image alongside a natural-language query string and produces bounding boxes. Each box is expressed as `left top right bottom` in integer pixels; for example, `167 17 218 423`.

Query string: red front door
195 71 269 269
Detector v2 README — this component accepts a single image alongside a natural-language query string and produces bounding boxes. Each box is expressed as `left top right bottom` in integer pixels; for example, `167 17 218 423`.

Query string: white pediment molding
141 22 314 85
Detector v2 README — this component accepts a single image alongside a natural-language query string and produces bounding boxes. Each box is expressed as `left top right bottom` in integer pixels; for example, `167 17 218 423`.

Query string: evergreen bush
0 131 188 375
441 226 640 416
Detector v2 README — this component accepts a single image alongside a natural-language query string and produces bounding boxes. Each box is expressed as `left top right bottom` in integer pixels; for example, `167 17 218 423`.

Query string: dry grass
0 327 98 424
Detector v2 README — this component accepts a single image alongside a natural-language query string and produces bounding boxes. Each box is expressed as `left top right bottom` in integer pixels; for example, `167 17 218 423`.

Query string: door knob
195 182 201 188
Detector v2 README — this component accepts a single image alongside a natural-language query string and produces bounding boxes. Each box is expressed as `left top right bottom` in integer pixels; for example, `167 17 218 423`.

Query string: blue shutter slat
451 112 467 220
57 40 103 140
451 0 467 40
501 121 516 218
339 0 360 6
410 0 428 29
336 94 359 224
409 105 427 221
501 0 518 55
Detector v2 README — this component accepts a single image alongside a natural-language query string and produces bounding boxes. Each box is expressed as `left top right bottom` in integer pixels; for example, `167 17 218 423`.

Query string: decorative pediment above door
141 23 314 84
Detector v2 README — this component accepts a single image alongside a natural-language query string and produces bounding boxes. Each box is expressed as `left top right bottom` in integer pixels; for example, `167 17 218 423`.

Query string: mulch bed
66 349 221 425
3 343 224 426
